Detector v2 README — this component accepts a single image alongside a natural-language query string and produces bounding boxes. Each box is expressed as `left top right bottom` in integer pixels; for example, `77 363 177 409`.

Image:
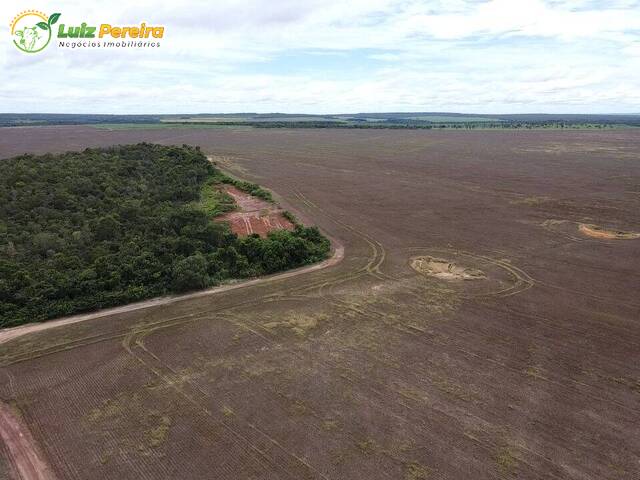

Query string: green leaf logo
11 10 58 53
48 13 61 25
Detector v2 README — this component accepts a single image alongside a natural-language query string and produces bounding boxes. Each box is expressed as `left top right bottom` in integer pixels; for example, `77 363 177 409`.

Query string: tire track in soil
1 182 601 477
328 309 590 479
402 247 535 300
285 189 392 303
0 239 345 349
133 305 441 479
1 181 552 478
244 192 559 474
121 329 328 480
339 273 640 416
0 243 350 367
219 302 569 480
103 186 403 479
0 239 346 366
228 260 631 480
292 190 389 279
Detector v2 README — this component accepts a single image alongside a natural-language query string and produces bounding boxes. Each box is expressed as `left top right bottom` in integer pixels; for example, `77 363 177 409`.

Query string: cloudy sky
1 0 640 114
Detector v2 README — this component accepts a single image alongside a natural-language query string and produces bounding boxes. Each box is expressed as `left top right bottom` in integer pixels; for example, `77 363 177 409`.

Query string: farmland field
0 126 639 479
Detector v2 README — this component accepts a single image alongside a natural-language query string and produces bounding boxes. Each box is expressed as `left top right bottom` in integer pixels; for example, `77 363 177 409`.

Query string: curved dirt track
0 244 344 347
1 127 639 480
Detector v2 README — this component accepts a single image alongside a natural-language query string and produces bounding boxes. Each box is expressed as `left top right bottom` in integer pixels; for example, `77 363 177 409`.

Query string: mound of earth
578 224 640 240
411 256 486 280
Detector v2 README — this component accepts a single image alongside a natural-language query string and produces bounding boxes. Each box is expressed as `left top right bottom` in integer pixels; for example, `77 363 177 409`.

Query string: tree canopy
0 143 330 327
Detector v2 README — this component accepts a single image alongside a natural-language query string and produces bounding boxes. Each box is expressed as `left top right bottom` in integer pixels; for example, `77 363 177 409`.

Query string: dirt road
0 402 57 480
0 244 343 346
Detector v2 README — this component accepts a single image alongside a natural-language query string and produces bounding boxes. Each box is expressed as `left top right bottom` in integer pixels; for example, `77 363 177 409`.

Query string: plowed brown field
1 127 639 479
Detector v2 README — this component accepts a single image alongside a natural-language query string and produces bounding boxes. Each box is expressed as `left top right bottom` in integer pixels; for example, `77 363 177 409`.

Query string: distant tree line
0 113 162 127
162 121 628 130
0 143 330 327
2 113 638 129
2 112 640 128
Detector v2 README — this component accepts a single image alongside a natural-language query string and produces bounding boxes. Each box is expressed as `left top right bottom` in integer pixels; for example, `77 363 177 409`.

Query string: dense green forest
0 143 330 328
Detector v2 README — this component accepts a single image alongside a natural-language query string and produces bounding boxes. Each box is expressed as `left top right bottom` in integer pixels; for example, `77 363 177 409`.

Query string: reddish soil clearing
578 223 640 240
0 402 57 480
218 186 294 237
1 127 639 479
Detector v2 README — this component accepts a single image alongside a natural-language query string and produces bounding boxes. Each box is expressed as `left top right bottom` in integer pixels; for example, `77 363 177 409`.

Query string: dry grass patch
405 461 431 479
411 256 485 281
263 312 327 336
495 447 519 475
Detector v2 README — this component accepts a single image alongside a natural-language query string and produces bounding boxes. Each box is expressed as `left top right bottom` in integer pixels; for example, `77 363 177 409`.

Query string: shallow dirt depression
578 223 640 240
410 256 486 281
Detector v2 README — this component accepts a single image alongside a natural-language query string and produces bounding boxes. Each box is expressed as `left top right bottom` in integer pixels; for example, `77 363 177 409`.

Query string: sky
1 0 640 114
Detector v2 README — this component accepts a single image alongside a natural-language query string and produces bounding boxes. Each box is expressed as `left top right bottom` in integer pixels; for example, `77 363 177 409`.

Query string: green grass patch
195 181 236 217
406 115 503 123
90 123 253 131
282 210 298 225
213 172 274 202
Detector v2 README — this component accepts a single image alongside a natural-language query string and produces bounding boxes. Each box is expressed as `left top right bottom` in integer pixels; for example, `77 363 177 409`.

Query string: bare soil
578 223 640 240
411 256 485 280
0 402 57 480
1 127 639 479
217 186 294 237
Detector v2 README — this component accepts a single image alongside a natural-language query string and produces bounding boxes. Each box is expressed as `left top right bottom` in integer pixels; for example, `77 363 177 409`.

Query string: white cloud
0 0 639 113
